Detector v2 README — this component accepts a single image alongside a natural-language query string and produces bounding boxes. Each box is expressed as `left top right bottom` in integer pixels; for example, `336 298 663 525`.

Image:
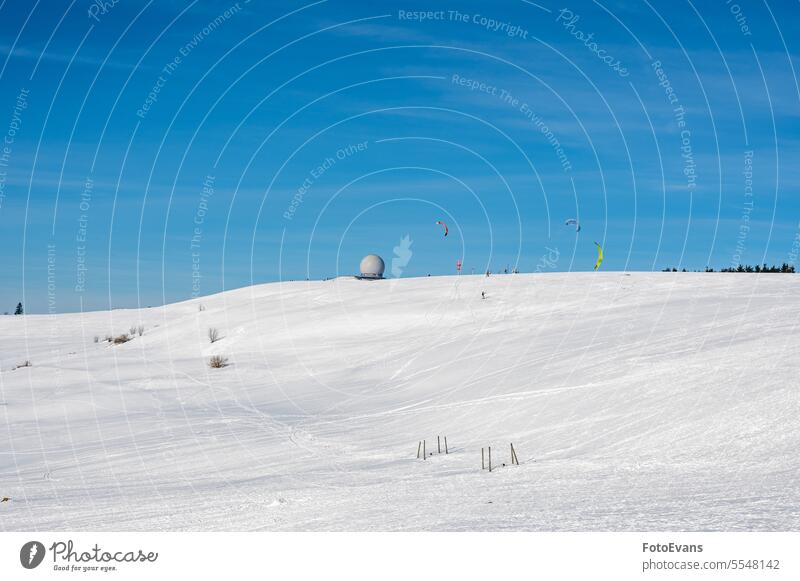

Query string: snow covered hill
1 273 798 531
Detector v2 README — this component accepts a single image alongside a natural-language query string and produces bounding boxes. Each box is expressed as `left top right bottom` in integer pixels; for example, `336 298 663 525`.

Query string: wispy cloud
0 44 146 71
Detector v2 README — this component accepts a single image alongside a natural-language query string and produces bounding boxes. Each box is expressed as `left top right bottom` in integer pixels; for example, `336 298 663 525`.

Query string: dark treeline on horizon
662 263 795 273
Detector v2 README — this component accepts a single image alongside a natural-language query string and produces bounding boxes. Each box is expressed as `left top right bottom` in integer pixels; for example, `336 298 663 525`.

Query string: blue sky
1 0 798 312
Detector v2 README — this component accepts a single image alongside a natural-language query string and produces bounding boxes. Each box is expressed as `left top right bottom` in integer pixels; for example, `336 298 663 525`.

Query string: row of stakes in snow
481 444 520 472
415 438 521 472
416 436 449 459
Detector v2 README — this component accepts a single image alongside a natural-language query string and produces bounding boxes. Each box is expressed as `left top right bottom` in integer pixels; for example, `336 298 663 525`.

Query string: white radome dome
359 254 385 279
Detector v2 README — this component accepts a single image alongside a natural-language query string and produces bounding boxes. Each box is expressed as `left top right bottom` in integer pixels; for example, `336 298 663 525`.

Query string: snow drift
1 273 798 531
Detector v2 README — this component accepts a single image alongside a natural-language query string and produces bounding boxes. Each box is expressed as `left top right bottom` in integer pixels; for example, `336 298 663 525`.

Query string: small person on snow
481 291 486 299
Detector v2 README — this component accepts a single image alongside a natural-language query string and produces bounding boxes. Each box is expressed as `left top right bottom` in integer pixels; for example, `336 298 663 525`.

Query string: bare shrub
136 325 144 336
93 336 99 343
208 328 220 343
113 334 131 344
208 355 228 368
198 304 205 312
129 325 137 335
14 360 31 369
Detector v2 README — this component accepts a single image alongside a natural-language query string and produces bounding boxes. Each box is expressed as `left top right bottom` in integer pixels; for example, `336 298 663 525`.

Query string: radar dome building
359 254 385 279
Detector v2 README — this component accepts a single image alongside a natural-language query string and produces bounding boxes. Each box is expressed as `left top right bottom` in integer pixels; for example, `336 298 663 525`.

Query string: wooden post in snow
488 446 492 472
511 443 519 465
417 441 421 459
423 440 426 460
437 435 441 454
481 448 485 469
444 437 448 454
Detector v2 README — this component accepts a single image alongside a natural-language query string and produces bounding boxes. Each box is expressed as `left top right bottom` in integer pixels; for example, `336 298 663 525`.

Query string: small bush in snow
198 304 205 312
208 355 228 368
208 328 220 343
93 336 99 343
14 360 31 369
137 325 144 336
113 334 131 344
129 325 137 335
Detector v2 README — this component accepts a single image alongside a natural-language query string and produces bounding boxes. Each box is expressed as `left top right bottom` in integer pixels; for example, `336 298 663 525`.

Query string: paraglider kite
565 218 580 232
436 220 448 237
593 242 604 271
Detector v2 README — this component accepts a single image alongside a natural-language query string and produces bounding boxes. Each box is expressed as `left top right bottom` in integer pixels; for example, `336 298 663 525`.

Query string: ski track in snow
0 273 799 531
